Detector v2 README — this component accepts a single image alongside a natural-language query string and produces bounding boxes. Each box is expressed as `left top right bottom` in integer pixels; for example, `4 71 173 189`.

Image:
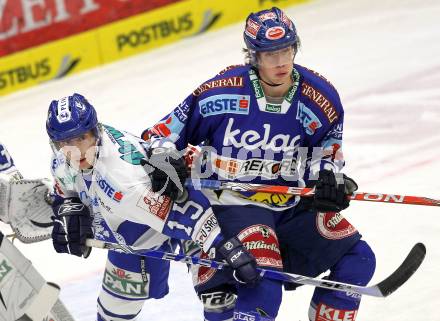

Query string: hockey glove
311 169 358 212
51 197 93 258
217 236 261 286
142 147 188 201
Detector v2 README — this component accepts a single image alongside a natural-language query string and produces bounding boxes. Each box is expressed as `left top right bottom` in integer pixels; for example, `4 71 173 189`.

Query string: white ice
1 0 439 319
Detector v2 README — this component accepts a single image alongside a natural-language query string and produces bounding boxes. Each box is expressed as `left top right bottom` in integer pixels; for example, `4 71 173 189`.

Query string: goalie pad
0 231 60 321
0 174 53 243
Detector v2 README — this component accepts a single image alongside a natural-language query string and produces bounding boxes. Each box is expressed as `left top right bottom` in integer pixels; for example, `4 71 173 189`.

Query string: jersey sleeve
310 112 345 174
303 86 346 183
0 142 22 180
141 91 211 151
111 183 221 252
49 153 79 202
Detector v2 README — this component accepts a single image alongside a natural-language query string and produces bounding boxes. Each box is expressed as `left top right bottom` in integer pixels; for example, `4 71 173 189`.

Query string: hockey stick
86 238 425 298
185 179 440 207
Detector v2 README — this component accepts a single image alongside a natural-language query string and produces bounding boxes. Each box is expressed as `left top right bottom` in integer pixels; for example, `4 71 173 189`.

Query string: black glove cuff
217 236 242 257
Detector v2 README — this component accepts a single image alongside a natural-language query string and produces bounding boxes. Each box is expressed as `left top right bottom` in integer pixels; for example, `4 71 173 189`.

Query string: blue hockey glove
217 236 261 286
141 146 188 201
51 197 93 258
312 170 358 212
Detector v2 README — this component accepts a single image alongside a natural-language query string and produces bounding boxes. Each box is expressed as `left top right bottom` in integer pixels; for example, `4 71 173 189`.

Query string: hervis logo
0 259 12 283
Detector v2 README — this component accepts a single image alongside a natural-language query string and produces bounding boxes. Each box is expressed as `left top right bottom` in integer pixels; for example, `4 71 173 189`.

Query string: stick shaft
186 179 440 207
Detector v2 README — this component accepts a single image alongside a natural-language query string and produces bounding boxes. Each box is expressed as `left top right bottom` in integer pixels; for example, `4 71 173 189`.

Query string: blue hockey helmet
244 7 299 52
46 93 98 142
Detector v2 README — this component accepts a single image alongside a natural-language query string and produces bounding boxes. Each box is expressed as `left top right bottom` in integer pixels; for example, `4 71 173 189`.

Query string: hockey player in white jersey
46 93 260 321
0 142 76 321
0 142 54 243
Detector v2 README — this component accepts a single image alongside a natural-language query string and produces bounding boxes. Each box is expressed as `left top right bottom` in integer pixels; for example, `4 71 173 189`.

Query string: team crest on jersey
196 249 217 285
238 225 282 268
136 189 172 221
316 212 357 240
199 94 250 117
296 102 322 135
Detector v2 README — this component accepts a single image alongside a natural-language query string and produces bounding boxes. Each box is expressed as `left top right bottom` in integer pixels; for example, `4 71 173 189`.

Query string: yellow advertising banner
0 32 100 96
0 0 307 97
98 0 307 63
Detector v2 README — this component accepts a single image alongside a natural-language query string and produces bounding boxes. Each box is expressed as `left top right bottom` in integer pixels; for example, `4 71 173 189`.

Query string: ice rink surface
1 0 439 319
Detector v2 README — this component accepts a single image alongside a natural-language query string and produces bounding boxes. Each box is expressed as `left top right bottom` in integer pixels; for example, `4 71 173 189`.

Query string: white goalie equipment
0 231 78 321
0 174 53 243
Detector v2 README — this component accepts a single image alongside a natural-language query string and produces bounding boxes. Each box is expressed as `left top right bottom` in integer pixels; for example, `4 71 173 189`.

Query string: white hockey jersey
51 125 221 251
0 142 21 180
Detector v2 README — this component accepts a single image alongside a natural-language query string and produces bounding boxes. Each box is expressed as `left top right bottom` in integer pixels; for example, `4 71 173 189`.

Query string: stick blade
376 243 426 297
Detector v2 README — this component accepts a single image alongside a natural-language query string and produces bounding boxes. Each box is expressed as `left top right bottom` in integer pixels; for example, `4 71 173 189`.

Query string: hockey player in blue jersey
45 93 260 321
142 7 376 321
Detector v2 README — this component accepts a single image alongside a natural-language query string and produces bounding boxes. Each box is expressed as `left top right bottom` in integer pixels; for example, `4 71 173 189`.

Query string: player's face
257 46 294 82
58 131 97 170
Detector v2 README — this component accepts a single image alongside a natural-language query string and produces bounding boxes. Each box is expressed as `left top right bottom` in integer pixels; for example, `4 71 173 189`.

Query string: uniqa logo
223 118 300 152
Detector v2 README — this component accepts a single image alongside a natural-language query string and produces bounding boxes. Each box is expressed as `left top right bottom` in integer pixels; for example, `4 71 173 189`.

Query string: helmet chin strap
256 69 284 87
259 77 283 87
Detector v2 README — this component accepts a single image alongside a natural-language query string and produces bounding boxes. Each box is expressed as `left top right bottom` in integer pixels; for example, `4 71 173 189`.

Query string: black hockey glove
217 236 261 286
311 169 358 212
142 147 188 201
51 197 93 258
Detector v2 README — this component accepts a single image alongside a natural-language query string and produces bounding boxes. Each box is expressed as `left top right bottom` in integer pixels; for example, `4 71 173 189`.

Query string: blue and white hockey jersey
144 64 345 210
0 142 20 177
51 125 221 252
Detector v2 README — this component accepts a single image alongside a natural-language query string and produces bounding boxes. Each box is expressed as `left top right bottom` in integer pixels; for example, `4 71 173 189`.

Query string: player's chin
79 158 94 170
271 72 290 82
274 71 289 78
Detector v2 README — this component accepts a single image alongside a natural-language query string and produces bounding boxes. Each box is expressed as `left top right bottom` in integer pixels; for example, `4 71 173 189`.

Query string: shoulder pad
216 64 246 76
